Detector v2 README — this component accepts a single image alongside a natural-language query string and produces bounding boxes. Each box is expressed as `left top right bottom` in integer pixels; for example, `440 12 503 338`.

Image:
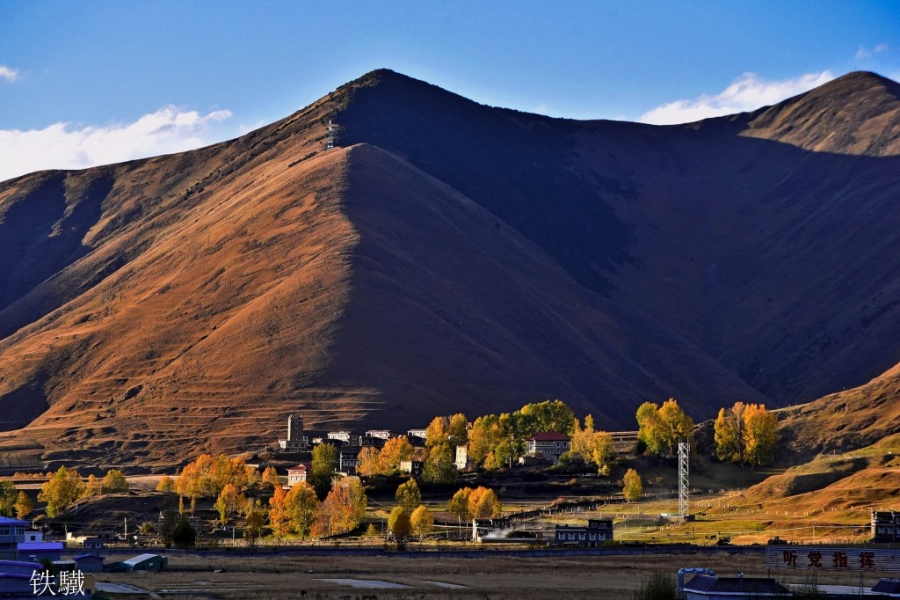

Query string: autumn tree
15 491 32 520
83 474 102 497
468 486 501 541
102 469 129 494
156 476 176 493
448 487 472 529
316 477 367 537
0 481 17 517
261 466 281 490
636 399 693 457
411 505 434 542
285 482 319 538
714 402 747 465
388 506 411 542
215 484 243 523
448 413 469 447
244 508 265 549
743 404 779 468
518 400 575 437
268 486 291 537
422 442 457 484
378 436 413 476
39 466 85 518
310 443 338 498
570 415 615 475
623 468 643 502
425 416 450 448
468 416 501 468
357 446 382 477
395 479 422 513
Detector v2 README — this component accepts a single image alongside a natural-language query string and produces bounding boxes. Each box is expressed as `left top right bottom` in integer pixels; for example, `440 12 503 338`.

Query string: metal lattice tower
326 120 335 150
678 441 690 517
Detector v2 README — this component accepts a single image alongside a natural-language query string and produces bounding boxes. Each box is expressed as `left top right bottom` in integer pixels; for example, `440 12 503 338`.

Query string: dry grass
91 551 897 599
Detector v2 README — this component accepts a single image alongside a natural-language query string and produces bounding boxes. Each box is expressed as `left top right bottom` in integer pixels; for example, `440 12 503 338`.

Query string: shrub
632 571 676 600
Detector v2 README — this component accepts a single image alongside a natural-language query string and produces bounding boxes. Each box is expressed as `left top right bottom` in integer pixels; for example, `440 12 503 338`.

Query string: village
0 403 896 599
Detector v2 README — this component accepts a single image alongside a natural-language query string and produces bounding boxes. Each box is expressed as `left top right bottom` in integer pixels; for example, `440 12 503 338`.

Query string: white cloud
639 71 835 125
0 106 232 182
534 103 549 115
856 43 888 60
0 65 19 82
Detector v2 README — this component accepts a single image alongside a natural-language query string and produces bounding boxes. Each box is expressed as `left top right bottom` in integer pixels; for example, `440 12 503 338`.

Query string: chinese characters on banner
765 548 899 572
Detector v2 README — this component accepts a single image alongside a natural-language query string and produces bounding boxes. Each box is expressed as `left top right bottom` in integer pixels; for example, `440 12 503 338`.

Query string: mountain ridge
0 69 899 467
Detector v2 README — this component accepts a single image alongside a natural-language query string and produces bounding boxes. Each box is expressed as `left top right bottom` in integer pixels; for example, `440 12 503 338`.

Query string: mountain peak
741 70 900 156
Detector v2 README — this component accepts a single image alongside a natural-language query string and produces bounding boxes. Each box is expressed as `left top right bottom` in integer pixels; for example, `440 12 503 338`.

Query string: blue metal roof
0 517 29 527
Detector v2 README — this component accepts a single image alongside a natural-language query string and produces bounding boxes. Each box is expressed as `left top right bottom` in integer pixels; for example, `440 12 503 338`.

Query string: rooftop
528 432 570 442
0 517 29 527
685 575 791 596
123 553 164 566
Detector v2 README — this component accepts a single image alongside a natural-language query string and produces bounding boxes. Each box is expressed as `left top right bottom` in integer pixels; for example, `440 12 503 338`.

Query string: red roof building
525 432 570 463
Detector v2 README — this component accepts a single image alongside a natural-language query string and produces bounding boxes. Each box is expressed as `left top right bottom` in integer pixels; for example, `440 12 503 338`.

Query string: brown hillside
0 69 900 467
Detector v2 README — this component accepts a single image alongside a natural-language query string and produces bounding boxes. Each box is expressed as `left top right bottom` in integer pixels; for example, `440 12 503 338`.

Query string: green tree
395 479 422 513
636 399 693 457
310 443 338 498
0 481 18 516
623 468 643 502
38 467 85 518
15 491 32 520
172 517 197 548
410 505 434 542
388 506 411 542
518 399 575 436
422 442 457 483
101 469 129 494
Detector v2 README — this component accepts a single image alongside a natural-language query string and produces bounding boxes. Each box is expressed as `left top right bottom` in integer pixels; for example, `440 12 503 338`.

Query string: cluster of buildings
277 414 573 486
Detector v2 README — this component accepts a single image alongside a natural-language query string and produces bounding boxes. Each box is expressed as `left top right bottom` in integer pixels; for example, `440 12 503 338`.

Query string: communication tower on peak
678 441 690 517
326 120 335 150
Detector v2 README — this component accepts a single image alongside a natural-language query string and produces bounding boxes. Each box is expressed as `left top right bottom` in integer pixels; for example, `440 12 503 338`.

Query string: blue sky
1 1 898 181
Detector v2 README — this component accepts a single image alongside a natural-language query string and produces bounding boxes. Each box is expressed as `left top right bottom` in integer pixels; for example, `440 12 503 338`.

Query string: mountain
0 69 899 468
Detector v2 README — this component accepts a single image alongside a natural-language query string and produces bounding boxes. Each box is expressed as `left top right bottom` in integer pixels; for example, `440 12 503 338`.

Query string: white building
525 432 570 463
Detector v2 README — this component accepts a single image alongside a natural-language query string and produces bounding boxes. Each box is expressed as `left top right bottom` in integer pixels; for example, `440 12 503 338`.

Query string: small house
0 560 43 576
83 537 105 551
22 530 42 543
525 432 570 463
0 517 29 559
553 519 613 547
682 575 791 599
454 445 472 470
339 447 361 474
17 541 63 562
873 511 900 543
399 460 424 477
116 553 168 571
286 464 308 489
74 554 105 573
